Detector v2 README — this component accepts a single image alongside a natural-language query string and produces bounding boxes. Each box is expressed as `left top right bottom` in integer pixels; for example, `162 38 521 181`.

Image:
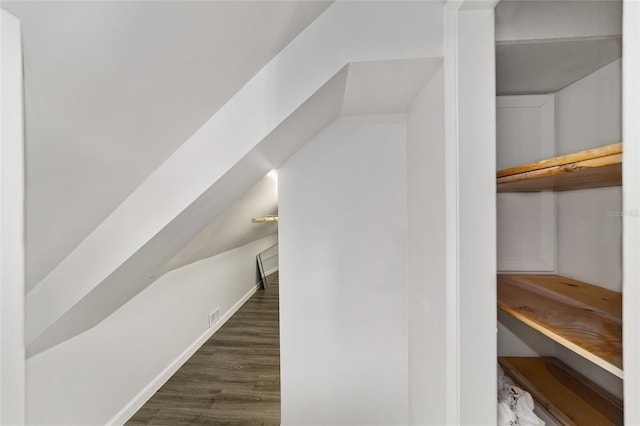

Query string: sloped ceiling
1 0 331 290
154 172 279 280
21 0 445 357
496 36 621 95
26 56 443 357
495 0 621 43
495 0 621 95
154 56 440 280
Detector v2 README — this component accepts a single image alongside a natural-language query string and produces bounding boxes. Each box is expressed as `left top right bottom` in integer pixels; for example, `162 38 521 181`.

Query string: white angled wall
279 114 408 425
556 60 622 292
556 60 622 156
25 235 276 426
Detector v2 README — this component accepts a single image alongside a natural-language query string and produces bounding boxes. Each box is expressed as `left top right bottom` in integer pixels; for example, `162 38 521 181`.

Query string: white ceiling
496 36 622 95
495 0 622 95
495 0 622 43
1 0 331 290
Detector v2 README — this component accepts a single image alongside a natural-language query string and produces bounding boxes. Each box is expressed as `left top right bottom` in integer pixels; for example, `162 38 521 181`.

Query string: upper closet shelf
497 142 622 192
498 274 622 378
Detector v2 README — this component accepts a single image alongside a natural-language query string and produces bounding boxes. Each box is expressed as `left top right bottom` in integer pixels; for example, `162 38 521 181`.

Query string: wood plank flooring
127 272 280 425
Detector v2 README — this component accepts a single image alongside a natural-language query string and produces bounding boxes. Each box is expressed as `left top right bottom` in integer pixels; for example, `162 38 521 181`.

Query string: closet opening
494 1 623 424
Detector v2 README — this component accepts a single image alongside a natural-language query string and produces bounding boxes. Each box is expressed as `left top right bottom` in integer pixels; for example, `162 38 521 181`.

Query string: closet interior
495 1 623 424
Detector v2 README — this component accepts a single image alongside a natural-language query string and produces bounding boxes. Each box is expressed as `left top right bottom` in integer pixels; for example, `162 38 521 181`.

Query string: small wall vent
209 307 221 328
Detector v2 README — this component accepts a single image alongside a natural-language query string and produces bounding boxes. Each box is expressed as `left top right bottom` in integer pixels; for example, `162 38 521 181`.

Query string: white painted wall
556 187 622 291
556 60 622 156
279 114 408 425
496 95 555 169
444 5 497 424
406 64 446 425
623 2 640 422
1 9 26 425
26 235 276 426
555 60 622 291
496 95 555 273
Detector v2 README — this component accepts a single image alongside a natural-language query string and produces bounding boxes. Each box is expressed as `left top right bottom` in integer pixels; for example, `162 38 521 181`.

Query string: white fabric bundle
497 365 545 426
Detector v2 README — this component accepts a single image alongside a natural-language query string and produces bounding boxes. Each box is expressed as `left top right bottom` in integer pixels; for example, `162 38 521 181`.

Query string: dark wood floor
127 272 280 425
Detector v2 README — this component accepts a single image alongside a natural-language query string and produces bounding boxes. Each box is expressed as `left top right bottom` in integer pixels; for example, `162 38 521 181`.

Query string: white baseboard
106 281 262 426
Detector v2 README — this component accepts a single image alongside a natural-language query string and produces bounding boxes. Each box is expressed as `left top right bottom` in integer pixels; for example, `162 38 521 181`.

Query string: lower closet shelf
499 357 623 426
498 274 622 377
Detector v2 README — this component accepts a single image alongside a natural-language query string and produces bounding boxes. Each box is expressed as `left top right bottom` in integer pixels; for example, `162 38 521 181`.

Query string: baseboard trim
106 281 262 426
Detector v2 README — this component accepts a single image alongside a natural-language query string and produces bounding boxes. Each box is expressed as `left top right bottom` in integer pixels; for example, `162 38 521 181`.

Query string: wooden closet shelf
497 274 622 377
497 142 622 192
499 357 623 426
